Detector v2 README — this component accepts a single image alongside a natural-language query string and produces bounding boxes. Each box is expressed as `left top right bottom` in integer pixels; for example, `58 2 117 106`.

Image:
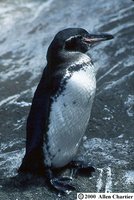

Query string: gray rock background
0 0 134 199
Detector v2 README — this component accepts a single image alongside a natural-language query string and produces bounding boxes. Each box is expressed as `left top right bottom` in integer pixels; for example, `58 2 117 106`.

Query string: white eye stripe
66 35 82 42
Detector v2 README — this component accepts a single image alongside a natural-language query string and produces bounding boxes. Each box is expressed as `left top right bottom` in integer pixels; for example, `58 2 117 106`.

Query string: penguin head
47 28 113 65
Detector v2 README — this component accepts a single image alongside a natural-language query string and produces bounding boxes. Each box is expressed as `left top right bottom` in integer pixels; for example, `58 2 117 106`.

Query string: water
0 0 134 199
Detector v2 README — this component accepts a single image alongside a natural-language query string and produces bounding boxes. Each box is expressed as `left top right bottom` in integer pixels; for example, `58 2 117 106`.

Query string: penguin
18 28 113 193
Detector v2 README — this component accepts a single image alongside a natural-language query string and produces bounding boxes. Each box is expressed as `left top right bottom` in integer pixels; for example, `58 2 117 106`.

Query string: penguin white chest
44 65 96 168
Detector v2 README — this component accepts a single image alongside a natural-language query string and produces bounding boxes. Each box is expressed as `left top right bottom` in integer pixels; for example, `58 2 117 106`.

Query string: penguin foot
68 160 95 178
50 177 75 195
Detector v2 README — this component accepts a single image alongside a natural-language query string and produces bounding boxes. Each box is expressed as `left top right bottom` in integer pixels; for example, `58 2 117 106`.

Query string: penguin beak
83 33 114 44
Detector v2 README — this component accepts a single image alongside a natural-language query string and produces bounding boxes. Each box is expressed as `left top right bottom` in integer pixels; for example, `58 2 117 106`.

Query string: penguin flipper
19 67 51 174
19 66 63 175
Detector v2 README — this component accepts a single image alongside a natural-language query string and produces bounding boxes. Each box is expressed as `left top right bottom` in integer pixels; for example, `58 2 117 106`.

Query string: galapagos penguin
19 28 113 193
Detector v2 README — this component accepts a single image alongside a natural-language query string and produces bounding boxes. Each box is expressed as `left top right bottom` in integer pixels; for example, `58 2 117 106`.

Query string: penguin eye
65 35 83 51
74 35 82 40
65 36 76 49
77 35 82 39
